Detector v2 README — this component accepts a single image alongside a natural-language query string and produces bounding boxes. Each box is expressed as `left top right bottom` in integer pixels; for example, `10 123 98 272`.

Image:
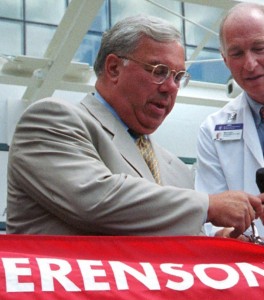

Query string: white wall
0 83 221 228
153 102 218 159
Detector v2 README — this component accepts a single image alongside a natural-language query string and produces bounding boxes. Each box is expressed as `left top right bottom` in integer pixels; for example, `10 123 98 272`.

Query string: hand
215 227 250 241
207 191 263 238
257 193 264 224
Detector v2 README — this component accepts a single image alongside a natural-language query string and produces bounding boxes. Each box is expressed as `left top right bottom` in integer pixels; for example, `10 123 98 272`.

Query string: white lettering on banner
2 258 34 292
193 264 239 289
109 261 160 290
1 258 264 293
237 263 264 287
160 264 194 290
77 260 110 291
36 258 81 292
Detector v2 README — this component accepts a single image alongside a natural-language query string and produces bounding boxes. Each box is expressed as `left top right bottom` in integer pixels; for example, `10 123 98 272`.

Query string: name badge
214 123 243 141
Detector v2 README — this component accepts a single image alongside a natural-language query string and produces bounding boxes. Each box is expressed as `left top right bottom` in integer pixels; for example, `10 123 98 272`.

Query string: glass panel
186 48 221 61
184 3 223 49
90 0 109 32
186 48 231 84
26 24 56 57
74 1 109 65
74 33 102 66
0 0 23 19
0 21 23 56
26 0 66 24
111 0 182 31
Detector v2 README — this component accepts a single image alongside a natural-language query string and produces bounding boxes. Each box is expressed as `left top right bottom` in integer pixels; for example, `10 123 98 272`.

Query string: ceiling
0 0 260 106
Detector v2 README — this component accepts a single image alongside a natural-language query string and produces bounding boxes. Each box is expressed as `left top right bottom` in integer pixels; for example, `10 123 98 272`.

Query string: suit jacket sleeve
7 97 209 236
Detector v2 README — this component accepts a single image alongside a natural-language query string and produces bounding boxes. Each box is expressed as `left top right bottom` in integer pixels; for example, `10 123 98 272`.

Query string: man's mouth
155 102 166 109
245 74 263 81
147 101 167 117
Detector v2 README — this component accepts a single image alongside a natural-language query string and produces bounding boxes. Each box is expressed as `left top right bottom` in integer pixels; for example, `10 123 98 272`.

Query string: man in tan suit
7 15 264 236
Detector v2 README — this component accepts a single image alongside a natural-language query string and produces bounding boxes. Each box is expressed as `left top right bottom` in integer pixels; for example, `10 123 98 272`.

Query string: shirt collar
245 93 263 127
93 91 146 141
94 90 128 131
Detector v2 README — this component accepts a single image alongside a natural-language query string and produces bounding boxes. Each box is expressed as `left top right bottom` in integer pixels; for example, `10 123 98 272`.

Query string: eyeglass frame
118 55 190 87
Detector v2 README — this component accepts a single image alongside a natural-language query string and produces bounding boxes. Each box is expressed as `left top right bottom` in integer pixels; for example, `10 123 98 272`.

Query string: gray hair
219 3 264 52
94 15 182 77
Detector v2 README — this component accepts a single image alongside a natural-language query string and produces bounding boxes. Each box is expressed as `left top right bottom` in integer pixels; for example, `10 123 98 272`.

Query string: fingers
208 191 263 236
228 228 250 241
249 194 263 219
229 228 242 239
256 193 264 222
231 212 251 237
231 196 261 235
216 227 250 242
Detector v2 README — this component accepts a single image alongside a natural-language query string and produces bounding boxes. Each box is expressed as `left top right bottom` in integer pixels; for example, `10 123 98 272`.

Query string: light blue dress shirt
246 93 264 155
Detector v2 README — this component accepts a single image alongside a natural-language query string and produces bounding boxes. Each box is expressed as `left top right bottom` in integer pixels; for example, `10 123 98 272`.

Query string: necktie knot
136 135 161 184
260 106 264 123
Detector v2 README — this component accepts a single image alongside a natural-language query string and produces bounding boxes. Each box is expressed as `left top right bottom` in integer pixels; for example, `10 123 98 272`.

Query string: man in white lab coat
196 3 264 237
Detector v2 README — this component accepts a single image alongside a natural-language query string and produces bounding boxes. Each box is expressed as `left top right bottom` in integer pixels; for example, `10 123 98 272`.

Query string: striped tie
136 135 161 184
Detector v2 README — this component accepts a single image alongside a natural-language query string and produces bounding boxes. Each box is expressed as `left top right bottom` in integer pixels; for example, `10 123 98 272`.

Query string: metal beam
21 0 104 102
0 56 94 91
179 0 238 9
188 13 223 61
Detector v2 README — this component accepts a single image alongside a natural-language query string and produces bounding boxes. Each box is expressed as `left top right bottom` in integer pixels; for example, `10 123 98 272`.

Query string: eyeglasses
119 56 190 88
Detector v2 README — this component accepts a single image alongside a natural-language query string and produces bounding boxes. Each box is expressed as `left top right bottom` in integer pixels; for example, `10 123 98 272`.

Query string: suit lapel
243 103 264 192
80 95 155 182
226 94 263 191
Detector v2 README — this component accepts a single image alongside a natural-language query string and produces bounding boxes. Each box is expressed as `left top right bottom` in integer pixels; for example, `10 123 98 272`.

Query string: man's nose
161 72 180 91
244 52 258 71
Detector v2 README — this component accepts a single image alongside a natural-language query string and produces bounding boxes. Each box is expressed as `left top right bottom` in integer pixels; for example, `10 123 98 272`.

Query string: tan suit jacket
7 95 208 235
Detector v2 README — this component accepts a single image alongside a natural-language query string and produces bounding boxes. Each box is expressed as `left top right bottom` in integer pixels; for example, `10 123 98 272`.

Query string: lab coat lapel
220 94 262 192
243 102 264 166
243 103 264 192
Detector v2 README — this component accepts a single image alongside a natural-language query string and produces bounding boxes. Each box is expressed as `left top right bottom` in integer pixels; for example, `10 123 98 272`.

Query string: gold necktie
136 135 161 184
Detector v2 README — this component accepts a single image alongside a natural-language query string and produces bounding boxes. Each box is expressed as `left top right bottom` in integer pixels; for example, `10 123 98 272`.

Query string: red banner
0 235 264 299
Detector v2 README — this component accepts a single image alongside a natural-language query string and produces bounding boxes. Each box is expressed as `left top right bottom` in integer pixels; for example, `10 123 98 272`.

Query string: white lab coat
195 91 264 236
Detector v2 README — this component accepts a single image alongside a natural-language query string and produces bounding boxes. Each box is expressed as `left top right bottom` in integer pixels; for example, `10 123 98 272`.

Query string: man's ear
105 54 122 81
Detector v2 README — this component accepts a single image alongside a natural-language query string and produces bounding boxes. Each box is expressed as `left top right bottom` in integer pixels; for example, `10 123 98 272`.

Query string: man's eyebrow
226 45 241 53
252 40 264 46
227 39 264 51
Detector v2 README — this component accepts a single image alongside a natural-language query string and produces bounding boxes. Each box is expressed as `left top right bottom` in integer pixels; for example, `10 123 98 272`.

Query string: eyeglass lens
152 65 188 87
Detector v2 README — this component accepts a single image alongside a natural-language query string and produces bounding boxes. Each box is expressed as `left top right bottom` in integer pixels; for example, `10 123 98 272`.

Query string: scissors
248 222 264 245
